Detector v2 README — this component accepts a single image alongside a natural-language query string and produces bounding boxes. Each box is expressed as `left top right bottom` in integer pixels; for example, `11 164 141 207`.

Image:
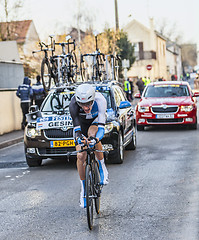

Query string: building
166 40 182 81
0 20 40 58
0 41 24 134
181 44 197 73
124 18 167 81
124 18 184 81
0 41 24 88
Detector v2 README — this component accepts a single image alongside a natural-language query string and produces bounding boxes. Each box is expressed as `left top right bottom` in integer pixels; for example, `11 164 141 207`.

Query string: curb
0 137 24 149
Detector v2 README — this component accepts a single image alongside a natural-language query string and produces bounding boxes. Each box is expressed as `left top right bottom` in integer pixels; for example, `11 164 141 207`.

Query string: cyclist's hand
88 137 99 148
77 136 87 146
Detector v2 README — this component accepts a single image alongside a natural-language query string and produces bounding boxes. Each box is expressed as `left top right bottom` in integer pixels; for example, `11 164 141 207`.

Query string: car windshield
144 85 190 98
42 90 75 113
97 90 112 109
41 89 112 113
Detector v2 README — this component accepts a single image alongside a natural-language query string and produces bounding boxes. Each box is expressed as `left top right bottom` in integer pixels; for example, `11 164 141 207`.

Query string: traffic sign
146 64 152 70
122 59 130 68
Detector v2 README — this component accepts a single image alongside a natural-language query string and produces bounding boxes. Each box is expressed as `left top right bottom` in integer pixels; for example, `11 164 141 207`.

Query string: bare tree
155 18 183 44
0 0 24 40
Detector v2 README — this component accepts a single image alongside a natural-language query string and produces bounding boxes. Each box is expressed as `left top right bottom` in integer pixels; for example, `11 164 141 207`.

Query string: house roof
124 19 150 34
69 28 87 42
0 20 32 43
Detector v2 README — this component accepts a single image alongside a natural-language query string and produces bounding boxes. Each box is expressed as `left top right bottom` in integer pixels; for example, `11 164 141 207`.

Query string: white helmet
75 84 95 104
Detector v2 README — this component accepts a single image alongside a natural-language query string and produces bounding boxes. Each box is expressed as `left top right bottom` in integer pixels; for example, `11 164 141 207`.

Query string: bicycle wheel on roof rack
80 58 89 82
97 55 106 81
114 58 119 81
70 51 78 83
51 58 59 86
41 58 52 92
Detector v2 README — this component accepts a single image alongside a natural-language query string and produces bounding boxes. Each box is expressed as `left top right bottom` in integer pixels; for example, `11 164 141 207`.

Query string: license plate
156 114 174 119
50 140 75 148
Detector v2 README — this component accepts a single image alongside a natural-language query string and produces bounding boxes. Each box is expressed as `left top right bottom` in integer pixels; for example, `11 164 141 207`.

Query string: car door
113 86 132 144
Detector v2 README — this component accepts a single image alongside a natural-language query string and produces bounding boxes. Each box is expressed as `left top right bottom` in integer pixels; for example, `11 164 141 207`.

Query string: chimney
149 17 155 51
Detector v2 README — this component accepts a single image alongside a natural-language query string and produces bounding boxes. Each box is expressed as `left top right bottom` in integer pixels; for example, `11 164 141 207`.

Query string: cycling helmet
75 84 95 104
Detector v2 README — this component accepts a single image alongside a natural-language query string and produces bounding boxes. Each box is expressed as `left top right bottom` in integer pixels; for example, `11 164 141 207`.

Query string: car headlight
181 105 193 112
105 123 114 134
138 105 150 112
26 128 41 138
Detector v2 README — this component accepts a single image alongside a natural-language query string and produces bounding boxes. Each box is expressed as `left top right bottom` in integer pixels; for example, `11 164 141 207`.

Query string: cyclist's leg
88 125 109 185
76 145 87 180
76 121 91 208
76 144 87 208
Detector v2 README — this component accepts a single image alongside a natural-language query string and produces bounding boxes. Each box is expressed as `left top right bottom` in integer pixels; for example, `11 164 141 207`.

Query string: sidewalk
0 130 24 149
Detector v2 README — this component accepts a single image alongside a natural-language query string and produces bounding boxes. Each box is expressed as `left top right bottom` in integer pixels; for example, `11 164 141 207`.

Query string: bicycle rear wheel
80 58 90 82
41 58 51 92
114 58 119 81
51 59 59 86
70 51 78 83
94 161 101 214
85 164 94 230
97 55 106 81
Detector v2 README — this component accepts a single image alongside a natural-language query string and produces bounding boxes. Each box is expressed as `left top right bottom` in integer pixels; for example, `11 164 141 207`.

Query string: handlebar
66 137 108 161
52 54 71 59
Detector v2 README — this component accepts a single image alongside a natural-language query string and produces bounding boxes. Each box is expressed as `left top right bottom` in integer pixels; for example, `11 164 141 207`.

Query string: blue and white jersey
69 92 107 140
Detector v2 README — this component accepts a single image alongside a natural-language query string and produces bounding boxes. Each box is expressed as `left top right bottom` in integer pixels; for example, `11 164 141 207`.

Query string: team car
135 81 199 131
24 81 136 167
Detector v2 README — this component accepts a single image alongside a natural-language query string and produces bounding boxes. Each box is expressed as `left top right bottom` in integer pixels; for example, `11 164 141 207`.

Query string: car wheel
125 126 136 150
110 131 124 164
137 125 144 131
26 155 42 167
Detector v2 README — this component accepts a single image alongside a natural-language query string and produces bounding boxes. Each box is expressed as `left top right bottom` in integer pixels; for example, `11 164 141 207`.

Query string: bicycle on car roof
52 35 78 86
80 32 106 82
32 35 58 93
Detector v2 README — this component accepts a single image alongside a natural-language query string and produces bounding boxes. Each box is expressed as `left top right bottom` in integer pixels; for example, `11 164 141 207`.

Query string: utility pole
114 0 119 31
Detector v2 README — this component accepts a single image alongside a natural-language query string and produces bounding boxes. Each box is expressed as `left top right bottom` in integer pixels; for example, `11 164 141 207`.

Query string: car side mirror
134 93 141 98
119 101 131 109
193 91 199 97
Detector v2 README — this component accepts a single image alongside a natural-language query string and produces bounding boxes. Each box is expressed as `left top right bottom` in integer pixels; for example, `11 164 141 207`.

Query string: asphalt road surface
1 123 199 240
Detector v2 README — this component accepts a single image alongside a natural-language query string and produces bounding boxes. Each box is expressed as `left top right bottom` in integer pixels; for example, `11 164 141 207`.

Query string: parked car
135 81 199 131
24 81 136 167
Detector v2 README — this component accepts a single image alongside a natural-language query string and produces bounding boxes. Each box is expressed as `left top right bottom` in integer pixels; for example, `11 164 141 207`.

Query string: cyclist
69 83 109 208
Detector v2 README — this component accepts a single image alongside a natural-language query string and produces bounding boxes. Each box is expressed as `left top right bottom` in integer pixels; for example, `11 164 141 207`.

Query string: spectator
129 78 134 101
16 77 33 130
124 78 131 101
171 74 175 81
136 77 145 95
32 75 46 108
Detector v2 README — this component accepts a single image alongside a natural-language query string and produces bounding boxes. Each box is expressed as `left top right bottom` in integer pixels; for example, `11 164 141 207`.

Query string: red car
135 81 199 131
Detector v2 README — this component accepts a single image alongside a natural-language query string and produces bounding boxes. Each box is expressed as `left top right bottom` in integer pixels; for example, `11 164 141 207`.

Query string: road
1 124 199 240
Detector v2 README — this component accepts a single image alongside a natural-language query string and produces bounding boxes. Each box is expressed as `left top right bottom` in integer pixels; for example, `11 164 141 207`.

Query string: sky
20 0 199 48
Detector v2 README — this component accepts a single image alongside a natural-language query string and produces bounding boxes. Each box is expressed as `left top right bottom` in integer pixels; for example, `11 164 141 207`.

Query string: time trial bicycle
67 137 107 230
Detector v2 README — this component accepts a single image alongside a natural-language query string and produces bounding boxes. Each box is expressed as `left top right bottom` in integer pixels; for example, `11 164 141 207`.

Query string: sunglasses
77 100 94 107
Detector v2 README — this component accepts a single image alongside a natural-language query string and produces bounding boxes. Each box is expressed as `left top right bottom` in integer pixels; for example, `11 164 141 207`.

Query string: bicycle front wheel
94 161 101 214
85 164 94 230
41 58 51 92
